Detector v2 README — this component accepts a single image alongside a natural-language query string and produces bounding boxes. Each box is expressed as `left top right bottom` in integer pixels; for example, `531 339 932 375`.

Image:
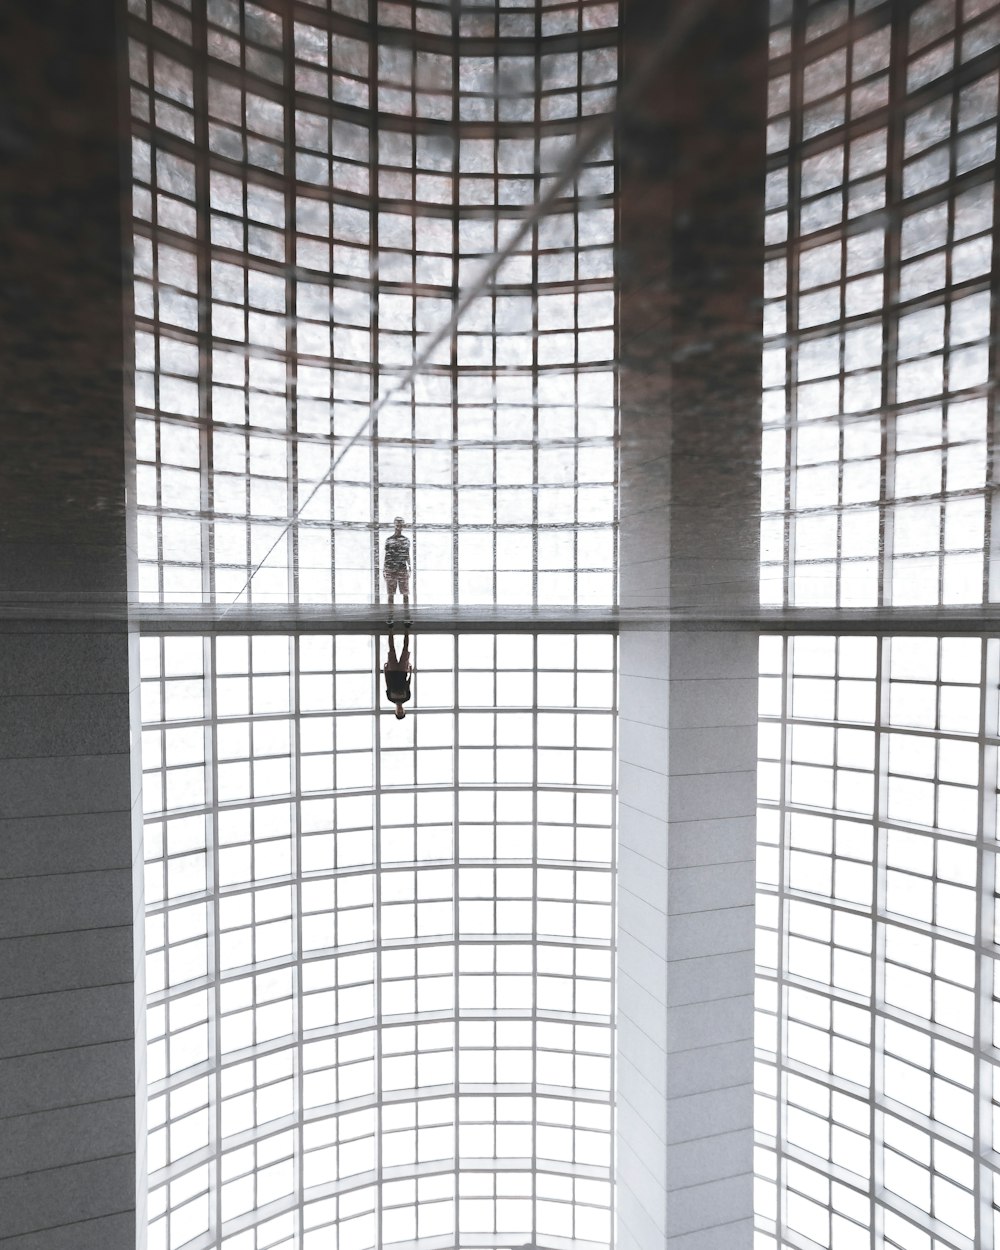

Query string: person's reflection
383 631 412 719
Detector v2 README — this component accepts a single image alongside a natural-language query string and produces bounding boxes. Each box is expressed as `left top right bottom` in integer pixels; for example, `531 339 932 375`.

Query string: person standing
383 516 411 618
383 632 412 719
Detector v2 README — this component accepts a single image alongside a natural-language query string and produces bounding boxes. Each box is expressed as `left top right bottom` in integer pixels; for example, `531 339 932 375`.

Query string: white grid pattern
759 4 1000 1235
760 0 998 610
127 0 618 609
141 631 615 1250
755 633 1000 1249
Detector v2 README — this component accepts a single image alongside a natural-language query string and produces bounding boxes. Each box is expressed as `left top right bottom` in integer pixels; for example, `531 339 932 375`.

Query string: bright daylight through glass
128 0 620 1247
16 0 1000 1246
756 1 1000 1247
129 0 617 609
141 631 615 1249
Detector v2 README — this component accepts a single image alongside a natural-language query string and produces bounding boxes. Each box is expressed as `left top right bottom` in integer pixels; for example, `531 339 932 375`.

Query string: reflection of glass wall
755 633 994 1248
128 0 618 607
760 0 995 609
141 631 615 1249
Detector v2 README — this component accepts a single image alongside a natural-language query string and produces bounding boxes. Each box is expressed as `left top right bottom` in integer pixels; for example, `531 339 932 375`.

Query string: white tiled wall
617 628 757 1249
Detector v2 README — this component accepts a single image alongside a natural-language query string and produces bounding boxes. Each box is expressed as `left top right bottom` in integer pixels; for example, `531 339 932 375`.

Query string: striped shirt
383 533 410 573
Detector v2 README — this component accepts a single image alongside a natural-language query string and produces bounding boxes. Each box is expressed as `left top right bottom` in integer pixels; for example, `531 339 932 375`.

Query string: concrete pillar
615 0 766 1244
617 628 759 1249
0 2 142 1246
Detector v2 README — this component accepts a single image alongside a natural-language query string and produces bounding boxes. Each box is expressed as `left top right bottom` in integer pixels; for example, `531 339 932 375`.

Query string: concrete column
0 3 142 1246
617 628 758 1249
615 0 766 1244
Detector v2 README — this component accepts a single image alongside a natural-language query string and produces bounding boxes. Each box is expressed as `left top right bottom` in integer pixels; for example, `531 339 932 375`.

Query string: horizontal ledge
2 599 1000 634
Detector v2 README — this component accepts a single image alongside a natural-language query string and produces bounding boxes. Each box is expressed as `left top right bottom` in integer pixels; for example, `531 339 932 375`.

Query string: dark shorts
384 570 410 594
386 648 409 671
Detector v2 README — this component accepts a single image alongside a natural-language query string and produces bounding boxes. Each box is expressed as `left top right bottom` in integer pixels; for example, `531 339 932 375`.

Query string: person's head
394 702 406 719
393 516 404 534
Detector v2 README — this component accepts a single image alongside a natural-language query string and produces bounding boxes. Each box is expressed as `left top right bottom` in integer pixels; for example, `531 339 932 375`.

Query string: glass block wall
755 633 997 1248
141 631 616 1250
127 0 618 608
759 0 998 609
756 0 1000 1245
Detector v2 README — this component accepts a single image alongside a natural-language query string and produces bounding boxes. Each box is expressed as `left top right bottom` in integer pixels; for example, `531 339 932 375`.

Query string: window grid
755 633 1000 1250
761 0 999 611
141 632 615 1250
129 0 619 609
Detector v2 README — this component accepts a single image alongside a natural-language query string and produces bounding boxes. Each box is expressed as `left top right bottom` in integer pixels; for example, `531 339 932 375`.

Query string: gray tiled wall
0 623 138 1248
0 3 138 1244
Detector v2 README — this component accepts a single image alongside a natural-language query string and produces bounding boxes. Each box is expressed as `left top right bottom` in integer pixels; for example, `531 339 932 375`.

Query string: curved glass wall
141 629 616 1250
759 0 997 611
755 632 999 1249
129 5 619 1245
756 1 1000 1247
120 0 1000 1242
127 0 618 609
